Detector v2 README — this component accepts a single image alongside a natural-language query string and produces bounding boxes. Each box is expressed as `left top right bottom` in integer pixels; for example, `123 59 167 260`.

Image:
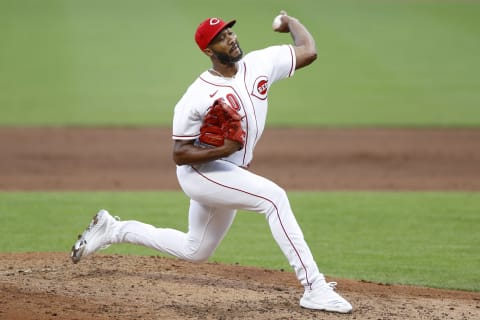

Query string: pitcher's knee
258 185 289 212
267 183 288 202
184 251 211 263
182 243 215 262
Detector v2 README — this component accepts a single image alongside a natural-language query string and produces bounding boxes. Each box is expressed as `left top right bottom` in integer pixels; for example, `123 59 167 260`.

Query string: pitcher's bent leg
178 161 324 289
112 200 236 262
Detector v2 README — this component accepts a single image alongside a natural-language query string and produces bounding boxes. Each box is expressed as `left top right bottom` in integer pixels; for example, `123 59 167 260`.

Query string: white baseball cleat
70 209 120 264
300 282 353 313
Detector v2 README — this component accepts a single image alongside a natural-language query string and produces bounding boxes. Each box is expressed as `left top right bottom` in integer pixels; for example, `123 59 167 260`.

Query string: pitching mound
1 253 479 320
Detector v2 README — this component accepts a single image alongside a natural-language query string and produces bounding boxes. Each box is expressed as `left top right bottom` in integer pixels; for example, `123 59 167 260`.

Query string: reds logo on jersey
251 76 269 100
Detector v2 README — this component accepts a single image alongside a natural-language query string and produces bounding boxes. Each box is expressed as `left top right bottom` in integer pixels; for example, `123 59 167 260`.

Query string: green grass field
1 192 479 291
1 0 479 293
1 0 479 126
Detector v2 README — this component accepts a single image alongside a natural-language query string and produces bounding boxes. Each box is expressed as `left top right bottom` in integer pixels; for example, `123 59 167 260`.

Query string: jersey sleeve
172 86 204 140
269 44 296 83
245 44 296 84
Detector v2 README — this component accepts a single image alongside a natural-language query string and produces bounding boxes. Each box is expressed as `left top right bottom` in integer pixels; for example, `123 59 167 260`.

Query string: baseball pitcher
71 11 352 314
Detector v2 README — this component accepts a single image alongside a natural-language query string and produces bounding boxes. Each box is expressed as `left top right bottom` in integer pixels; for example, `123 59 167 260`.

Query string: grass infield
1 191 478 292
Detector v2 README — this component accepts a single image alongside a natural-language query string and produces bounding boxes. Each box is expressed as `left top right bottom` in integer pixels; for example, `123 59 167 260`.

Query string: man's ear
203 48 214 57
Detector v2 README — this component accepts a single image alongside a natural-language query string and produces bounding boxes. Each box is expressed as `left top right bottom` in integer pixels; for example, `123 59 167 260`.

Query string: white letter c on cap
209 18 220 25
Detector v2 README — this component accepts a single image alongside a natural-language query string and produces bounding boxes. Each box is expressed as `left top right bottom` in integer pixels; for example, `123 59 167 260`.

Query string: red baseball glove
199 98 245 149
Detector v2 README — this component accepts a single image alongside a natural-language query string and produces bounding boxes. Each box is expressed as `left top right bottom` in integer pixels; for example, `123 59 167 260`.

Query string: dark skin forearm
173 139 241 166
276 12 317 69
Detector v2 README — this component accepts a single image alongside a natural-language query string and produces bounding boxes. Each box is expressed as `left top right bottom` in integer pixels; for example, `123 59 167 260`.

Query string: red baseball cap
195 17 236 51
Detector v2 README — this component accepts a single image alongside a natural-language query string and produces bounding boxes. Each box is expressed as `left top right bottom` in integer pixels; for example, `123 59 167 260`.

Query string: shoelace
327 281 338 290
306 281 338 292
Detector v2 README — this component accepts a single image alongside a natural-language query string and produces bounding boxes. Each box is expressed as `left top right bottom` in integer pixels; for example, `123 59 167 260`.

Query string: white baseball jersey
172 44 296 167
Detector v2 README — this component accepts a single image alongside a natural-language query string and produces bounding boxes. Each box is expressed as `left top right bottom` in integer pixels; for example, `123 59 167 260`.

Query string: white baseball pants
112 160 323 289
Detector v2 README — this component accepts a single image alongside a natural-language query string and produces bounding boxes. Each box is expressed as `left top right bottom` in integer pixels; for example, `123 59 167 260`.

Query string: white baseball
272 15 283 30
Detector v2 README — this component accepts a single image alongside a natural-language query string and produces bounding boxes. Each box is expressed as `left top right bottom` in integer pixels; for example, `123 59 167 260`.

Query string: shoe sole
300 298 352 313
70 241 86 264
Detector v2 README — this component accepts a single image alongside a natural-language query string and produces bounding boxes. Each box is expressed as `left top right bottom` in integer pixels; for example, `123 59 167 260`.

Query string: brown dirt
1 127 480 191
1 127 480 319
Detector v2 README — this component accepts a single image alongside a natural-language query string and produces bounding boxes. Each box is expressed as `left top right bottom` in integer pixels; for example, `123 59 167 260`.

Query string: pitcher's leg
238 181 322 289
261 186 323 289
113 200 236 262
180 161 324 289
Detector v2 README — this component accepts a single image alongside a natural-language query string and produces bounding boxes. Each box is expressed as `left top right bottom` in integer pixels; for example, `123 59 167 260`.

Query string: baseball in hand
272 14 283 30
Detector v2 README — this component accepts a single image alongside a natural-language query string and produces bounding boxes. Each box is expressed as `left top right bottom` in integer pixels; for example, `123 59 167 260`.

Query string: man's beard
212 44 243 65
